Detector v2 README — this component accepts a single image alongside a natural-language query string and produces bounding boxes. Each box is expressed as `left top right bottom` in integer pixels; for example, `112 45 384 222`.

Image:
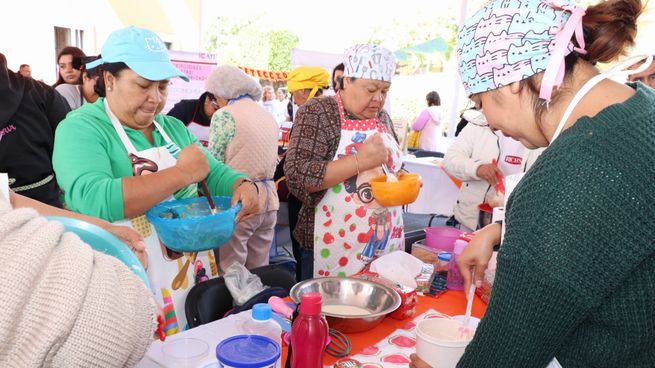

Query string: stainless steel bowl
290 277 401 333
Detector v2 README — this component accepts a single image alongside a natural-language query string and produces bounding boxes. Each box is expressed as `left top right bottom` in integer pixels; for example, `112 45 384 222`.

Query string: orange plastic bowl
369 173 421 207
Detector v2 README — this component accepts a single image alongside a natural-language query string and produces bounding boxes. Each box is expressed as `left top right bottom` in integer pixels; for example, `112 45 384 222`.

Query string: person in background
628 54 655 88
0 187 157 367
287 66 330 118
411 91 446 152
167 91 220 147
206 65 279 272
444 109 525 232
412 0 655 366
260 85 276 115
18 64 31 78
0 52 70 207
280 65 330 280
81 55 105 104
53 46 86 110
285 45 404 280
332 62 345 92
274 88 290 125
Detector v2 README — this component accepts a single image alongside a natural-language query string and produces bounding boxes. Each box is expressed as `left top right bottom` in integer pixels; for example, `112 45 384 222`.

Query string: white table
136 311 249 368
403 155 460 217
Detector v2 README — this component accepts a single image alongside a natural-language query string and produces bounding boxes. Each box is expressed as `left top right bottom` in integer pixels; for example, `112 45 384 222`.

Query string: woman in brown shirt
284 44 405 280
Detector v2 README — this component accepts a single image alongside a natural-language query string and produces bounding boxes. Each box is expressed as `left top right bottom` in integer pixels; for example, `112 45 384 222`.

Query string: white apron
313 94 404 277
106 101 219 336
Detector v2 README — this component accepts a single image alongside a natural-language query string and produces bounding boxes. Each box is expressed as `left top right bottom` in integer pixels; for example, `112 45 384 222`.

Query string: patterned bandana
456 0 586 102
343 44 396 82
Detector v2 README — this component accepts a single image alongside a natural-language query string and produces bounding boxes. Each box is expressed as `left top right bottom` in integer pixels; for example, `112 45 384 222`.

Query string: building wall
0 0 201 85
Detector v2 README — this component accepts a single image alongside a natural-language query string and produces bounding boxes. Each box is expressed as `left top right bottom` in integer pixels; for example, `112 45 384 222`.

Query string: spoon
171 252 197 290
200 179 217 215
382 163 398 182
457 271 477 339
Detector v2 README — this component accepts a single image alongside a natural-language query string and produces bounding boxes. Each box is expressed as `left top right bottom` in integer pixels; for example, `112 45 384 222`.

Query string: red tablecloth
281 291 487 365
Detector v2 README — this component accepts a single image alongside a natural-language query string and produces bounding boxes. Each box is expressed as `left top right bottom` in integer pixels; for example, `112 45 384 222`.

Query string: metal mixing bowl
290 277 401 333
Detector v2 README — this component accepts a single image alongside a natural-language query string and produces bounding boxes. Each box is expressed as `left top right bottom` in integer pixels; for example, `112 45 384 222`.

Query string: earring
107 86 112 91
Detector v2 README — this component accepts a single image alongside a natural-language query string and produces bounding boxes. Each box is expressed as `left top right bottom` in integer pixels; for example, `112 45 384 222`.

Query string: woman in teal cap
52 26 260 333
410 0 655 367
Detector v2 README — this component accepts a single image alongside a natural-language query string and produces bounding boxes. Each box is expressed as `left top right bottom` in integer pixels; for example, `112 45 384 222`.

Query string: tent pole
447 0 469 139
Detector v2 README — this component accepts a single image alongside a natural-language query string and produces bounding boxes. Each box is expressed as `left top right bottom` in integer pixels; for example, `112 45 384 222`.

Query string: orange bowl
369 173 421 207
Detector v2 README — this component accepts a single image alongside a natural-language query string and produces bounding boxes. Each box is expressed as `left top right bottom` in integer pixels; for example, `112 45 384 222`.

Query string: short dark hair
19 64 30 69
332 63 345 90
426 91 441 106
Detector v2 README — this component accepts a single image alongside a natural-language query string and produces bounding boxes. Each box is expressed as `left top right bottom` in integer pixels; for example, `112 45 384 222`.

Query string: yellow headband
287 66 330 100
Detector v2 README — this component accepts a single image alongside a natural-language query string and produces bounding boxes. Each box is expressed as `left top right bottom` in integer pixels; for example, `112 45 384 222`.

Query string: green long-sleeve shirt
458 84 655 367
52 98 246 222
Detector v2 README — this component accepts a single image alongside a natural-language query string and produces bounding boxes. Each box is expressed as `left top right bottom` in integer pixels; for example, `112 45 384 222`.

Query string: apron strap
551 54 653 143
105 99 139 155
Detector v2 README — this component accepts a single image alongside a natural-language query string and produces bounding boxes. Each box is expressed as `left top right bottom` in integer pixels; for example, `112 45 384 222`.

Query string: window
54 26 84 57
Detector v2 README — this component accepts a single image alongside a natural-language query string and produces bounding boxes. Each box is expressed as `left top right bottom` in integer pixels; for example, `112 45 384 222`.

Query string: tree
204 15 299 72
204 15 269 69
268 30 299 71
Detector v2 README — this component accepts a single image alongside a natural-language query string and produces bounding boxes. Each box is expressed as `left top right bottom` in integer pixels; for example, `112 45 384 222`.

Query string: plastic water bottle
290 292 329 368
446 238 468 290
241 303 282 366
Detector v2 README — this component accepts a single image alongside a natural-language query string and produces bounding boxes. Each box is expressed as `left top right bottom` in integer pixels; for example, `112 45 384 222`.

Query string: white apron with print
313 94 404 277
106 101 219 336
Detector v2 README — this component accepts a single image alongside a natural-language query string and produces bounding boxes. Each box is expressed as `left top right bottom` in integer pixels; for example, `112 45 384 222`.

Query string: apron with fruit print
106 100 219 335
313 93 405 277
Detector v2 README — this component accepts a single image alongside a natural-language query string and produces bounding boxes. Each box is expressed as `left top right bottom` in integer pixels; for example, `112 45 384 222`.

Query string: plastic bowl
48 216 150 288
424 226 464 252
162 337 209 367
369 173 421 207
146 196 240 253
290 277 401 333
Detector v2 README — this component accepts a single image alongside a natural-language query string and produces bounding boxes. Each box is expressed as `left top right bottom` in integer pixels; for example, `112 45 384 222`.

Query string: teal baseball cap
87 26 188 82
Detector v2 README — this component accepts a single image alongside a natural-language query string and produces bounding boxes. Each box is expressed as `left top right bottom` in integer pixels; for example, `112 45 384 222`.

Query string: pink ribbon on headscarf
539 1 587 102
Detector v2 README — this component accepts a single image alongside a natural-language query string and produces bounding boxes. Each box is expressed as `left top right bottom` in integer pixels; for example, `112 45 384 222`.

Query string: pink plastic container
424 226 464 252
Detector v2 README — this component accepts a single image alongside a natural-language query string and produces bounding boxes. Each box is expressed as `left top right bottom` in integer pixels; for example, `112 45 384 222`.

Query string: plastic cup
162 337 209 367
415 318 473 368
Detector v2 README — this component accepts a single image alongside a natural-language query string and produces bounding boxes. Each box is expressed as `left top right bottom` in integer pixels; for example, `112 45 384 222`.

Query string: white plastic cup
415 318 473 368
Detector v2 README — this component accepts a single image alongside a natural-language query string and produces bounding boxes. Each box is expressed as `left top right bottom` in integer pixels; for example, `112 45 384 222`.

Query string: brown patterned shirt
283 95 398 249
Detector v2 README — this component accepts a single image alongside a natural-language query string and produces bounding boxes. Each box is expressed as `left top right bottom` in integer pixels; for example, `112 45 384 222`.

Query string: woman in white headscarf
284 44 405 280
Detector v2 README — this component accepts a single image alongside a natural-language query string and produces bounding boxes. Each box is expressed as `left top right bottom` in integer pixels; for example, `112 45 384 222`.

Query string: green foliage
268 30 299 71
204 15 299 71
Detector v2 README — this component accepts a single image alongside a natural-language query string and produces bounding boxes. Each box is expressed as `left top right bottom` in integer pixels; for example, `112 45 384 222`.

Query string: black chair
185 264 297 328
414 150 445 158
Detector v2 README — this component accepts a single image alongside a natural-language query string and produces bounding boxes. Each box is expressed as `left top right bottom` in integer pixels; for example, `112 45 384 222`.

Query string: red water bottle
290 292 329 368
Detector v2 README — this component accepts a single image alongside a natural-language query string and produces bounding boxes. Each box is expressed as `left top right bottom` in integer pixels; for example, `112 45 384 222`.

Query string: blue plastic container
216 335 280 368
48 216 149 288
146 196 241 253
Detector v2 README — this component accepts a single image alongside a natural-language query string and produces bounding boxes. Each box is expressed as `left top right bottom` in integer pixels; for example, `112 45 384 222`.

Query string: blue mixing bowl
146 196 241 253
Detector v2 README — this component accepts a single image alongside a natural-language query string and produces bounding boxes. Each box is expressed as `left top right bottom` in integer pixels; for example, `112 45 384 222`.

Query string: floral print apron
313 94 404 277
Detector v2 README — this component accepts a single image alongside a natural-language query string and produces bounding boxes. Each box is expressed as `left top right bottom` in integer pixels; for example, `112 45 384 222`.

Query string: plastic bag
223 262 267 305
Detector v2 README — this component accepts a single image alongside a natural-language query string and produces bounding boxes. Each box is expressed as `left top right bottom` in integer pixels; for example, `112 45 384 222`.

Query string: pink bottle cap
299 292 323 315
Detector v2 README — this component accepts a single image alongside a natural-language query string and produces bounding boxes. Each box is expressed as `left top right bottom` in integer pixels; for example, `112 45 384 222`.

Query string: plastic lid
299 292 323 315
437 252 452 262
453 239 468 255
251 303 272 321
216 335 280 367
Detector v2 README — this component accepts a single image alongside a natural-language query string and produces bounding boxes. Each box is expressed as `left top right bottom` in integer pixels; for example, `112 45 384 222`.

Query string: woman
332 63 345 92
280 65 330 281
206 65 280 272
53 46 86 110
274 88 290 125
411 91 446 152
52 26 259 334
260 85 276 115
284 44 404 280
167 91 220 146
411 0 655 366
81 55 105 104
0 194 159 367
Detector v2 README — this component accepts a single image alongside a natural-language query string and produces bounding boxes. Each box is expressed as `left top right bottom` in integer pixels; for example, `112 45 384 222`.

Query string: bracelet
354 154 360 175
